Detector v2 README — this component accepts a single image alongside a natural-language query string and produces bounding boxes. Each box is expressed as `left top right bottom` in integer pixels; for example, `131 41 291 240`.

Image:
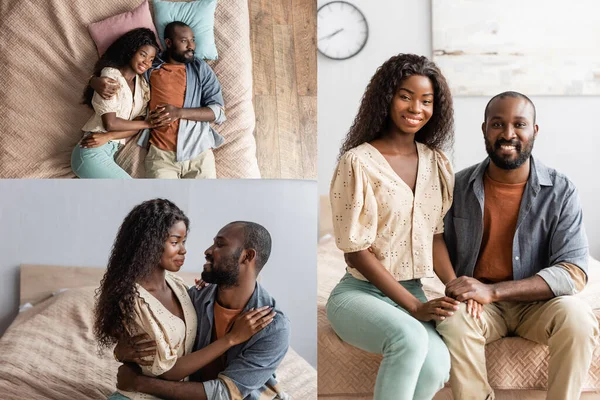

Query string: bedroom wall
0 179 318 367
317 0 600 259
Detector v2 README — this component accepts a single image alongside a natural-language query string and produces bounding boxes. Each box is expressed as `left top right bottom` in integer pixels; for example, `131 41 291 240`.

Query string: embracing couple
94 199 290 400
328 54 599 400
72 22 224 179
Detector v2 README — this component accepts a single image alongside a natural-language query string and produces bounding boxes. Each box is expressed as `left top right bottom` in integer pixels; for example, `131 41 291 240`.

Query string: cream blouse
330 142 454 281
81 67 150 145
117 272 198 400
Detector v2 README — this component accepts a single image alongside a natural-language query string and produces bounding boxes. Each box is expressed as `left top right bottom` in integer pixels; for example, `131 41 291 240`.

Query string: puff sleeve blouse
330 142 454 282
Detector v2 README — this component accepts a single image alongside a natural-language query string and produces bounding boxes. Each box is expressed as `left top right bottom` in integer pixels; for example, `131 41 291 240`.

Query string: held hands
410 296 460 322
114 333 157 366
226 306 276 346
466 299 484 319
80 132 112 148
148 104 181 128
445 276 495 305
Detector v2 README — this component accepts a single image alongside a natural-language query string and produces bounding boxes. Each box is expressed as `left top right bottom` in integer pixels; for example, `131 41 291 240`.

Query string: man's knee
549 296 599 339
436 302 480 337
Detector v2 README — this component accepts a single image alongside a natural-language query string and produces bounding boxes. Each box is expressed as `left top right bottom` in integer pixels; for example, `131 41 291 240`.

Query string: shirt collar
470 155 553 190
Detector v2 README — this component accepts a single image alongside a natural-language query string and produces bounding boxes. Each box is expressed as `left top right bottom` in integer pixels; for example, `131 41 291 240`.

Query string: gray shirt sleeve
537 184 588 296
203 379 231 400
199 61 226 124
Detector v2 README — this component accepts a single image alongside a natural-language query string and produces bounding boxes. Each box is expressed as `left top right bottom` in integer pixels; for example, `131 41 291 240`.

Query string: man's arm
117 363 207 400
447 184 589 303
203 315 290 399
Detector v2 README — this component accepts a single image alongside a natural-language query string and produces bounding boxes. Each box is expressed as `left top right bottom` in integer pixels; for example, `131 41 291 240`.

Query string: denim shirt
187 283 290 400
138 56 226 162
443 156 589 296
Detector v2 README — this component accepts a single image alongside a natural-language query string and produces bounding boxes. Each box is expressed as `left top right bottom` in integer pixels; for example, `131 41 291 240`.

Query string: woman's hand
194 278 210 290
410 296 460 322
225 306 275 346
80 132 112 148
148 108 173 128
114 333 157 366
466 298 484 319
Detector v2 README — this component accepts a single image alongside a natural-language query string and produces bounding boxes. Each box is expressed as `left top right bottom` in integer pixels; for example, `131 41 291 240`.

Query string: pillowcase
88 0 161 57
153 0 218 60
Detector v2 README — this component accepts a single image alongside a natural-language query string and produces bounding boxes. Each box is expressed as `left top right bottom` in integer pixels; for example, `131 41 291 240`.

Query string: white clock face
317 1 368 60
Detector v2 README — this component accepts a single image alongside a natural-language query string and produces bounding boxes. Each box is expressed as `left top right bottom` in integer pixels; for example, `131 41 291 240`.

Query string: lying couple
94 199 290 400
328 54 599 400
72 22 224 179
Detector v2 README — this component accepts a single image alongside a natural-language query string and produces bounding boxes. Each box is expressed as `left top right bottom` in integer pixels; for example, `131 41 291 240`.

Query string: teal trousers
71 140 131 179
326 273 450 400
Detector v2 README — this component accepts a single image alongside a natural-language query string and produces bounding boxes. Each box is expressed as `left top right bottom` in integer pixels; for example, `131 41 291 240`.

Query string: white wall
318 0 600 258
0 179 317 367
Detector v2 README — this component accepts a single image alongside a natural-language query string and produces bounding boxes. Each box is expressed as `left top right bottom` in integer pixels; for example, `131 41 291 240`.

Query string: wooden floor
249 0 317 179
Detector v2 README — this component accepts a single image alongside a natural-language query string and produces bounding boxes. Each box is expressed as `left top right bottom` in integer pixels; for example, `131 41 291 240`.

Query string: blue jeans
71 140 131 179
326 273 450 400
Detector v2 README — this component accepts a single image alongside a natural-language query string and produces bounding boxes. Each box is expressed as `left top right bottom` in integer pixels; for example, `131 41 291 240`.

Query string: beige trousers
436 296 598 400
145 145 217 179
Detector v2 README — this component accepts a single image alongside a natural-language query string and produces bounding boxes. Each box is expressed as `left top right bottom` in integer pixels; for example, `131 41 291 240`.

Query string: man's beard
170 49 195 64
485 136 534 170
201 248 241 288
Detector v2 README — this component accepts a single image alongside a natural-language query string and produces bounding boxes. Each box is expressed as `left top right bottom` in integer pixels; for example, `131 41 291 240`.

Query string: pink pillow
88 0 161 57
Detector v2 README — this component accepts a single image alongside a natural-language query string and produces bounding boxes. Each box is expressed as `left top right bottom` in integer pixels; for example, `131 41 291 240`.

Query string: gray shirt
443 156 588 296
138 57 226 161
187 283 290 399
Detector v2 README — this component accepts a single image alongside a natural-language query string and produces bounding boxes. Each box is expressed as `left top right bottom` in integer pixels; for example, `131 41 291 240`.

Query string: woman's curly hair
82 27 159 108
94 198 189 350
339 54 454 157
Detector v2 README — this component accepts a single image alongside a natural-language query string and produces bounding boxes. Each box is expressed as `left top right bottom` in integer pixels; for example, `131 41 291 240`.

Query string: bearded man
115 221 291 400
436 91 599 400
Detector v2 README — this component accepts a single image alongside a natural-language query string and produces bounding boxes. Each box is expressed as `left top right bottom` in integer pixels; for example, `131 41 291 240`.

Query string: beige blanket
0 287 316 399
0 0 260 178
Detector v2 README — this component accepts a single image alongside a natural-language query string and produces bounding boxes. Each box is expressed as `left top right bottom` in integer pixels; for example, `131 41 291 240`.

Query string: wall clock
317 1 369 60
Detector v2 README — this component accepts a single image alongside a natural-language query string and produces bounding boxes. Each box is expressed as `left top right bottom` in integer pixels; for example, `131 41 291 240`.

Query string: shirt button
515 256 520 261
415 251 420 255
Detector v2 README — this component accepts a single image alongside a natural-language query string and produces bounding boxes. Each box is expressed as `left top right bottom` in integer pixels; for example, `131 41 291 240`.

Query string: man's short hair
229 221 272 272
484 91 536 124
164 21 190 41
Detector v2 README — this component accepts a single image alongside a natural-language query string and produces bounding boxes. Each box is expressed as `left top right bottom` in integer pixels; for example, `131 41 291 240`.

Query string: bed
317 196 600 400
0 265 316 399
0 0 260 178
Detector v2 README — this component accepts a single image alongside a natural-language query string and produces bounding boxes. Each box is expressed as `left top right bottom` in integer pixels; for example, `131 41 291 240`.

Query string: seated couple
72 22 224 179
328 53 599 400
95 199 290 400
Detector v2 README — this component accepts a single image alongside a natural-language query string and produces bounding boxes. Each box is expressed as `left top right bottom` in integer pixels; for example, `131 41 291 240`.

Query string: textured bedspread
0 287 316 399
317 235 600 397
0 0 260 178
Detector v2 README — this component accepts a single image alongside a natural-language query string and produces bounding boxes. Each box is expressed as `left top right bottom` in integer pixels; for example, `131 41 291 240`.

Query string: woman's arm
346 250 459 321
158 307 275 381
101 112 152 132
432 233 457 285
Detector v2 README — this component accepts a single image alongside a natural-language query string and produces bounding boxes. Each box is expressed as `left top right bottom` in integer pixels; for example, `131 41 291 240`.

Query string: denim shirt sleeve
203 379 231 400
199 61 226 124
216 315 290 398
536 185 588 296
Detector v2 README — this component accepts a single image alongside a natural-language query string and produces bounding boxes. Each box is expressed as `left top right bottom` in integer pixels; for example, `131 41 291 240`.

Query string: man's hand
446 277 495 304
114 333 156 366
80 132 112 148
117 363 142 392
92 76 119 100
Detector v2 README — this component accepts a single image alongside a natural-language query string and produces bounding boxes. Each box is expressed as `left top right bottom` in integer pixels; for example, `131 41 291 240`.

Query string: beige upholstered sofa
318 196 600 399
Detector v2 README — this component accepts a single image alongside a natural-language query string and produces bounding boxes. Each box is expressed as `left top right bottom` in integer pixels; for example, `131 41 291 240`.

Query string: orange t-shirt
474 173 527 283
200 302 243 380
149 64 186 152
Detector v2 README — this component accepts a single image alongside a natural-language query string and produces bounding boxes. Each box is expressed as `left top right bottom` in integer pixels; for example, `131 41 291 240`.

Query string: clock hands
318 28 344 41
